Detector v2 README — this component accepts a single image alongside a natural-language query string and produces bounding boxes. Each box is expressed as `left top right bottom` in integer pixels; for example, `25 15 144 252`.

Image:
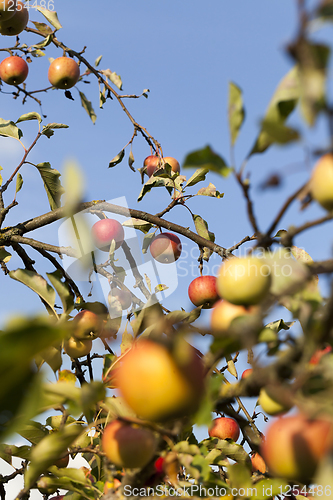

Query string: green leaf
0 247 11 263
15 173 23 195
36 162 64 210
290 42 329 126
79 91 97 124
229 81 245 146
250 479 288 500
142 231 155 254
249 66 300 155
100 69 123 90
0 118 22 139
192 214 210 239
37 7 62 30
16 112 42 124
18 421 49 445
128 149 135 171
227 462 252 490
33 34 53 49
24 424 83 489
123 217 153 234
137 176 174 202
41 122 69 139
9 269 56 313
95 55 103 67
197 182 224 198
108 149 125 168
47 270 75 314
155 284 168 293
185 167 209 187
62 160 84 214
260 120 300 144
183 145 231 177
31 21 53 34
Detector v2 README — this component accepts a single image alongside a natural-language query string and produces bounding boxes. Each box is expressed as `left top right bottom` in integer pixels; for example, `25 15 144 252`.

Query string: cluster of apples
0 2 80 88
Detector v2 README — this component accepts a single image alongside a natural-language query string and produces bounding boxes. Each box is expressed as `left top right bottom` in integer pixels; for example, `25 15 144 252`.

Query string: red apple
0 0 16 21
309 345 332 365
241 368 253 379
251 452 267 474
110 287 132 310
149 232 182 264
144 155 161 177
64 336 92 359
0 55 28 85
73 310 101 339
162 156 180 174
48 57 80 90
209 417 240 442
261 413 333 483
102 419 157 469
0 1 28 35
91 218 124 252
188 275 219 308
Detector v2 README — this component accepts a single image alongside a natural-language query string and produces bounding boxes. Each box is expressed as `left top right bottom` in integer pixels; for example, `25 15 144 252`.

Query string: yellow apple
258 387 292 416
210 299 259 336
216 257 271 305
115 339 205 421
310 154 333 211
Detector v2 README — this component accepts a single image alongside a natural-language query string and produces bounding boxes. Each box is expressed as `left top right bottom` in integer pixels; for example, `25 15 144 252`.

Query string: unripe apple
102 419 157 468
309 345 332 365
261 413 333 483
188 275 219 308
210 299 259 336
0 0 16 21
310 154 333 211
37 476 57 495
91 218 124 252
0 55 28 85
241 368 253 379
48 57 80 90
73 310 101 339
258 387 292 416
109 287 132 310
144 155 161 177
116 339 205 421
209 417 240 441
149 232 182 264
162 156 180 174
0 1 28 35
216 257 271 306
251 452 267 474
64 336 92 358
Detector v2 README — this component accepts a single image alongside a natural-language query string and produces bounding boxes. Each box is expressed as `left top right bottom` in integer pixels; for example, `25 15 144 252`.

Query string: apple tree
0 1 333 500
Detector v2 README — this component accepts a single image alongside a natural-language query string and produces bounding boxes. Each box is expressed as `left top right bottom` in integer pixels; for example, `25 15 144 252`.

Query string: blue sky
1 1 333 497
